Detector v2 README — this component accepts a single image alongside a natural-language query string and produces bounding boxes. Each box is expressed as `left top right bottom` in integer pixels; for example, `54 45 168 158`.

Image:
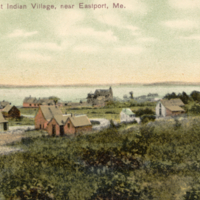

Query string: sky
1 0 200 85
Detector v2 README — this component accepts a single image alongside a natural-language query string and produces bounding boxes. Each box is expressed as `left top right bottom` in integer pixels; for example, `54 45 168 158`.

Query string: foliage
163 91 191 104
189 104 200 114
190 91 200 102
2 117 200 199
134 108 155 117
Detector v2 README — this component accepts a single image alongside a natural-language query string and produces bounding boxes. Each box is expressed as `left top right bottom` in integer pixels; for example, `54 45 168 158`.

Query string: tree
49 96 60 105
129 91 134 99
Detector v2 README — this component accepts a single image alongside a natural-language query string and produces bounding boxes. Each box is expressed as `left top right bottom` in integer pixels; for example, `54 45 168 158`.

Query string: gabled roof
53 114 71 126
0 101 10 108
3 104 12 113
121 108 135 116
40 106 62 121
23 97 37 104
0 112 7 123
68 115 92 127
165 106 185 112
161 98 184 107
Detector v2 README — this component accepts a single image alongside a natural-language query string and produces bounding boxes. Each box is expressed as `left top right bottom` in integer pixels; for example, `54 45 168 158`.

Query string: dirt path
0 126 35 155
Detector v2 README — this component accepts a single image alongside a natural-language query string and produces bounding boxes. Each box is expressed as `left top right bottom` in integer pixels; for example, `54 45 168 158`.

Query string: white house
156 99 185 118
120 108 136 123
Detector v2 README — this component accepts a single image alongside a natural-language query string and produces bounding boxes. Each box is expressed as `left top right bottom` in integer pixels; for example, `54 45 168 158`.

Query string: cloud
20 42 63 51
136 37 157 43
8 29 38 38
76 28 118 42
125 25 141 36
169 0 200 10
115 45 144 54
163 20 198 30
180 35 200 40
73 45 100 53
53 10 85 37
17 52 51 61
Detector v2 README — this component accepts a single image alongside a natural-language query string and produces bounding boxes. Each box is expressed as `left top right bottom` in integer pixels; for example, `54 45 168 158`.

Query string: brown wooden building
2 105 20 119
47 115 92 136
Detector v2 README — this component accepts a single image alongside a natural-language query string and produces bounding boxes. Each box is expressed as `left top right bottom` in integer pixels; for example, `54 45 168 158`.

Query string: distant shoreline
0 82 200 88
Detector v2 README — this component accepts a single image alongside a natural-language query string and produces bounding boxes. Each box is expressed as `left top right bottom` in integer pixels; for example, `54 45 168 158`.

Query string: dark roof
40 106 63 121
0 112 7 123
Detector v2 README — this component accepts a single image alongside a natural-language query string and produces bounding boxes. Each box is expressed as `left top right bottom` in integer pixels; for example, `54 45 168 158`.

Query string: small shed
0 112 8 131
2 105 20 118
120 108 135 123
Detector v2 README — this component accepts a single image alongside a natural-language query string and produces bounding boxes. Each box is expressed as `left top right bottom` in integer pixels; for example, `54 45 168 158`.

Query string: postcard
0 0 200 199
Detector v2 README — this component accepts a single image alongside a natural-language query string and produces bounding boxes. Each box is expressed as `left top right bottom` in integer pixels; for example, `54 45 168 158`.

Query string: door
52 125 56 136
3 123 7 131
60 125 64 136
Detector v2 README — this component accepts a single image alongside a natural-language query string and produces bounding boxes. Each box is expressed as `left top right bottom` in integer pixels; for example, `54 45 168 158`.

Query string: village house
0 112 8 131
35 105 63 129
23 96 55 108
120 108 136 123
0 100 11 110
47 114 92 136
87 87 113 107
23 96 38 108
2 105 20 119
156 99 185 118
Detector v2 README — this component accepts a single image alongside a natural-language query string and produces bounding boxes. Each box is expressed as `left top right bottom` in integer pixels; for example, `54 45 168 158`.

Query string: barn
34 105 63 130
156 99 185 118
2 105 20 118
0 112 8 131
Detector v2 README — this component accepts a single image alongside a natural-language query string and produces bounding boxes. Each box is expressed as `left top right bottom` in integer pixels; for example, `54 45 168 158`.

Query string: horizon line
0 81 200 87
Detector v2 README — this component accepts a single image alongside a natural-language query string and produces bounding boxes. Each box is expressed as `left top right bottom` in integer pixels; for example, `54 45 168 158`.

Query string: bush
134 108 155 117
140 115 156 123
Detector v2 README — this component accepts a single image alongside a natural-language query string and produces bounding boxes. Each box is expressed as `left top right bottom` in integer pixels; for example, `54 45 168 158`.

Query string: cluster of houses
0 85 188 135
34 106 92 136
120 98 186 123
23 96 55 108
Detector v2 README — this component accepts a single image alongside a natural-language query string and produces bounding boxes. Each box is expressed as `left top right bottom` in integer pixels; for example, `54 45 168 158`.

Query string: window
68 123 70 128
159 103 161 108
29 104 31 106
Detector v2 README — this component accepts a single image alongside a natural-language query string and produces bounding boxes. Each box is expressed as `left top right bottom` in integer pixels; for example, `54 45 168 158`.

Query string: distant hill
144 82 200 86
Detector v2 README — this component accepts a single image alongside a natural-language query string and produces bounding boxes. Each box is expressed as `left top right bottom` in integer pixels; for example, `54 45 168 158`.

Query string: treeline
163 90 200 104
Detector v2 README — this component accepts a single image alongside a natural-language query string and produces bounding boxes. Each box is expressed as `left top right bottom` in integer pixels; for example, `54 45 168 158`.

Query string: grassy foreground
0 117 200 199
